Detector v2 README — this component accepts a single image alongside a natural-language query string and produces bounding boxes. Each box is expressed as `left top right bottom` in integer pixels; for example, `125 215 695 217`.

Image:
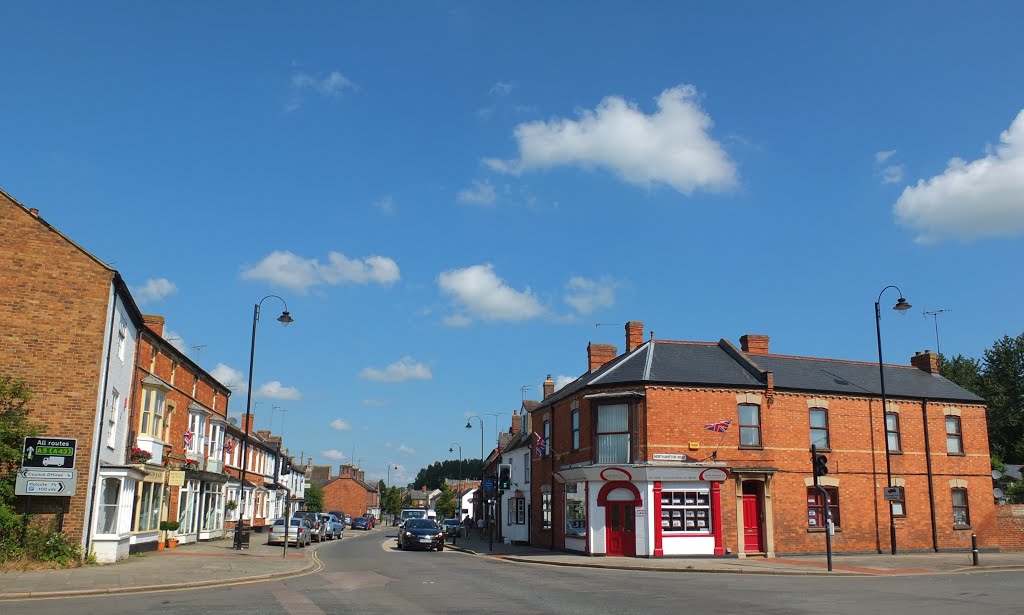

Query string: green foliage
0 376 37 505
24 518 81 565
305 482 324 512
159 520 180 532
412 458 483 490
381 486 402 518
0 503 25 563
991 455 1007 474
1006 480 1024 504
433 483 457 519
940 335 1024 464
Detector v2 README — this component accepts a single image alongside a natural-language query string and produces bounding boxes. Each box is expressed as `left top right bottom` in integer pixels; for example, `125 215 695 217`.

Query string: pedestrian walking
476 516 486 539
462 516 473 538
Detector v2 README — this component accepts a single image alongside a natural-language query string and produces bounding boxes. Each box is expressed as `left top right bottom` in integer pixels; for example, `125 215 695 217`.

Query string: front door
742 493 763 553
605 502 636 557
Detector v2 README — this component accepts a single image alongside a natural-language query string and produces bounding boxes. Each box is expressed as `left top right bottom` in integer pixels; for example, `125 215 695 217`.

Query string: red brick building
319 464 379 518
529 321 993 557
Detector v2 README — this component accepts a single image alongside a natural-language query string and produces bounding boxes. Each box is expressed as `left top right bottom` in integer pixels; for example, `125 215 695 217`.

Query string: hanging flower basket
129 447 152 463
182 460 200 471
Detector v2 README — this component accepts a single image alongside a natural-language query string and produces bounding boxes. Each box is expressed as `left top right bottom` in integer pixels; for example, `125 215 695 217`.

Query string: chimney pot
29 208 39 217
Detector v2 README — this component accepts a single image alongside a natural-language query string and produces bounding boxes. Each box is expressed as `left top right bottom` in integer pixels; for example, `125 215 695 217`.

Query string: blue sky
3 3 1023 486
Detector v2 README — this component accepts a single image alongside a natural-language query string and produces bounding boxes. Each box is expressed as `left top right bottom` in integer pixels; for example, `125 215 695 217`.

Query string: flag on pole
704 419 731 433
534 432 547 456
223 439 234 454
183 430 194 449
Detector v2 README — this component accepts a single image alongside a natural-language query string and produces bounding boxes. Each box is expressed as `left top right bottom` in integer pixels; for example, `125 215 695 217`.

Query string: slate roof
539 339 984 409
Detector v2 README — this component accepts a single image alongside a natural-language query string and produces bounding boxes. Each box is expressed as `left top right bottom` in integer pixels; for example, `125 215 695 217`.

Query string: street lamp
234 295 293 550
875 285 911 555
449 443 463 483
465 415 484 469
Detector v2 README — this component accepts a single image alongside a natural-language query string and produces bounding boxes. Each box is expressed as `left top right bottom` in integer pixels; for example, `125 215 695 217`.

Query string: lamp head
893 297 912 312
449 447 454 453
465 421 472 429
277 310 294 326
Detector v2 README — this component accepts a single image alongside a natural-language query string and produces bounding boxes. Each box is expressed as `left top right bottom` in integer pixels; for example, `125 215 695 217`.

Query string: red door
743 494 763 553
605 503 636 557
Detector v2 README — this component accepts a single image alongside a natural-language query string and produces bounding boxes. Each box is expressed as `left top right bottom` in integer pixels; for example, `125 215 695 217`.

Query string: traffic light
813 454 828 477
498 464 512 490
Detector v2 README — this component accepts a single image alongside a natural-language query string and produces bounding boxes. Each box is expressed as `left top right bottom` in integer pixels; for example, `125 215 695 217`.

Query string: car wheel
437 544 444 551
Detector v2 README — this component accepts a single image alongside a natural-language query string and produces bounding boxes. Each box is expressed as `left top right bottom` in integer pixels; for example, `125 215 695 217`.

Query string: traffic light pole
811 444 833 572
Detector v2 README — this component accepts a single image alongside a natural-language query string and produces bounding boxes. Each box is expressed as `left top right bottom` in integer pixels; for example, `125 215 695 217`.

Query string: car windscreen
406 519 438 529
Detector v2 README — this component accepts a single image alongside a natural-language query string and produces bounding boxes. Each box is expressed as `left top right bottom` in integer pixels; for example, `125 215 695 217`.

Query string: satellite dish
992 469 1003 480
993 488 1005 498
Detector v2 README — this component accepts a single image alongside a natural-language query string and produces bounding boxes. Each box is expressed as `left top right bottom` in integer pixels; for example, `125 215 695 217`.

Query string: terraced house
529 321 992 558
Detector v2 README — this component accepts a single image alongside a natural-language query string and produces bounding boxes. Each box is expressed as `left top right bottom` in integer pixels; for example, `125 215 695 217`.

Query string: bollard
971 533 979 566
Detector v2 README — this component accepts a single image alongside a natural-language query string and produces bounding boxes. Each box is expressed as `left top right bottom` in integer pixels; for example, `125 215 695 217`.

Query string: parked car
344 514 353 526
324 514 345 540
351 516 372 530
268 517 311 547
293 511 328 542
441 518 461 538
397 518 444 551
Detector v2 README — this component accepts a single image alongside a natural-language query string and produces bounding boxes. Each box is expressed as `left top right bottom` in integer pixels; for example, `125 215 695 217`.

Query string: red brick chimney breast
143 314 165 337
626 321 644 352
740 334 769 355
512 414 522 434
588 343 617 372
911 350 940 374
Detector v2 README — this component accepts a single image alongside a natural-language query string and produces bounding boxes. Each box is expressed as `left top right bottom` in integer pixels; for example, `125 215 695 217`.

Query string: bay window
596 403 629 464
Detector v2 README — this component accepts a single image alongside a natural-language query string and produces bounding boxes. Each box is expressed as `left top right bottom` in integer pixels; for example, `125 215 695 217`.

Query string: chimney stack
143 314 165 337
543 374 555 399
740 334 770 355
911 350 940 374
588 343 617 372
626 321 644 352
511 414 522 434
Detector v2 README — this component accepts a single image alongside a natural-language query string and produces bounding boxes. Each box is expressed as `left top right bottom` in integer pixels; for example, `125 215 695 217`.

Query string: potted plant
182 459 200 471
225 500 238 517
160 520 180 548
129 447 152 464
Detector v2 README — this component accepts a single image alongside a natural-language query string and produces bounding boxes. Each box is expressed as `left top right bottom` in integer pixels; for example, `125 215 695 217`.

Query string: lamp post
466 415 485 522
234 295 294 550
875 285 911 555
449 443 463 484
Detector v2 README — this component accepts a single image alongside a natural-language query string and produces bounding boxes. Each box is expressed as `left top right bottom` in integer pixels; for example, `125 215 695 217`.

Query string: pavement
3 526 1024 601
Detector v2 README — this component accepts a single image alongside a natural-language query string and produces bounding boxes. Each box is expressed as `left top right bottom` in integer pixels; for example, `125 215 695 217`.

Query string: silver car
268 517 311 547
323 513 345 540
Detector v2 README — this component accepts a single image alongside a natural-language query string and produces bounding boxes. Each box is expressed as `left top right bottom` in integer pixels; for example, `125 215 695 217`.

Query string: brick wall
994 504 1024 551
322 478 370 517
0 194 114 545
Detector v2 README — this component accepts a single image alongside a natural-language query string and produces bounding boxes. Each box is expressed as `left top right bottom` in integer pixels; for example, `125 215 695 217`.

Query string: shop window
946 416 963 455
886 412 902 452
952 488 970 528
809 407 830 450
541 492 552 530
596 403 629 464
660 490 711 533
135 481 163 531
738 403 761 447
565 482 586 536
807 487 840 530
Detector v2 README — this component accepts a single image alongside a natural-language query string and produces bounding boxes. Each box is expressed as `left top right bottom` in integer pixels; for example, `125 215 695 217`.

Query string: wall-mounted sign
698 468 729 482
22 437 77 469
168 471 186 487
653 453 689 462
15 468 78 496
599 467 633 482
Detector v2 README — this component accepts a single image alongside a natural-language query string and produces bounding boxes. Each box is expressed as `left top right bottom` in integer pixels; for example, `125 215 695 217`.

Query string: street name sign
22 437 77 469
884 486 903 501
15 468 78 496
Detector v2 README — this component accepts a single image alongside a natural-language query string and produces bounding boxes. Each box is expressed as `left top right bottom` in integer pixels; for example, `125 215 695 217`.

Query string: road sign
884 486 903 501
22 437 77 469
15 469 78 496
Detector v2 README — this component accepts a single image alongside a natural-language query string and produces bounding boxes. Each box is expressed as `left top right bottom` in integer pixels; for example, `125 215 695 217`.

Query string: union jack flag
534 432 548 456
223 439 234 454
704 419 731 433
183 430 194 449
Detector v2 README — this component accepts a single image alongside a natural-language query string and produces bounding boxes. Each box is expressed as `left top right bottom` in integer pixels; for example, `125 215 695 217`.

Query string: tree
304 482 324 512
434 483 457 519
0 376 36 506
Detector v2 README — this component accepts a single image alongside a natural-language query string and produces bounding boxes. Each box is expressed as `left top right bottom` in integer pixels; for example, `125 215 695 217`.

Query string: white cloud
374 195 395 215
875 150 897 163
286 70 357 112
398 445 415 455
133 278 177 304
241 250 400 293
438 264 544 323
330 418 352 431
256 381 302 400
894 109 1024 243
322 449 346 461
881 165 905 184
483 84 737 195
456 179 497 206
555 375 575 391
211 363 245 391
360 356 432 382
489 81 514 96
563 276 616 315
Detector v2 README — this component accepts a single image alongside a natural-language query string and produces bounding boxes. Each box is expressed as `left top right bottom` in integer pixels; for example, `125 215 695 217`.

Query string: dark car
397 518 444 551
351 516 371 530
441 518 461 538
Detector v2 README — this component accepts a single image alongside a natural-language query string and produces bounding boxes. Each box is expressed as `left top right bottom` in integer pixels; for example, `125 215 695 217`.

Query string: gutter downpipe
922 398 939 552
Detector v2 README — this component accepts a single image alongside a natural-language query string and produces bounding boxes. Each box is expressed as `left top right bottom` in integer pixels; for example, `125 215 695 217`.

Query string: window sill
947 452 965 457
954 525 972 531
737 445 764 451
889 450 903 455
